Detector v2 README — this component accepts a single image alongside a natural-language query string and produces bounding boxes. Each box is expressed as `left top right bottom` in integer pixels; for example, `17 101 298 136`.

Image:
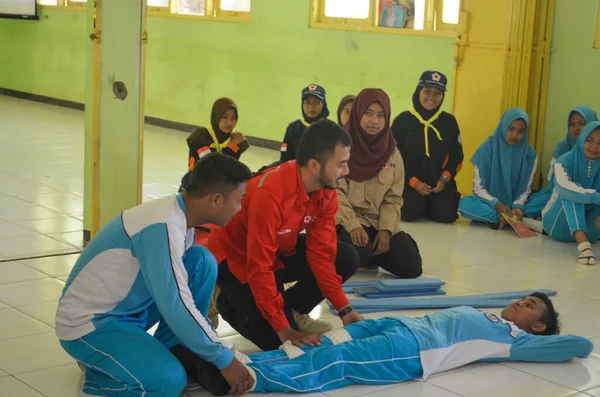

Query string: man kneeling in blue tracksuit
56 154 255 397
237 292 593 393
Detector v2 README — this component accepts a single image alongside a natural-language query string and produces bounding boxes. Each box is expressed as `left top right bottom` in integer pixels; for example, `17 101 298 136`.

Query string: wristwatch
337 305 354 319
441 174 450 183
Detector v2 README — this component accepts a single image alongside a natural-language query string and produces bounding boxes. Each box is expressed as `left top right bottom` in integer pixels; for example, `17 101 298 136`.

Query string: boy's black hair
180 153 252 197
296 119 351 167
530 292 561 336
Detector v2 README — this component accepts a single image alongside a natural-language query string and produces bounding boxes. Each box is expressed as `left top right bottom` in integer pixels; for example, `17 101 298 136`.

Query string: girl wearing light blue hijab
524 106 598 218
542 121 600 265
458 108 537 228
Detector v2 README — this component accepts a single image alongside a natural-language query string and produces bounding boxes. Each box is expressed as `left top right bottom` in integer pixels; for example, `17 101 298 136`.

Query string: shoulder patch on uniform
485 312 500 323
458 134 462 145
197 146 210 158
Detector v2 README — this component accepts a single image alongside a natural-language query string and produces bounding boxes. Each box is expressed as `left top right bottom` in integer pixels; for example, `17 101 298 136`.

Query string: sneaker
292 310 333 335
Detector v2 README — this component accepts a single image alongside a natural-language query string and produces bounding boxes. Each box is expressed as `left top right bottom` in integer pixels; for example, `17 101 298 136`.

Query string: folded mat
353 286 446 298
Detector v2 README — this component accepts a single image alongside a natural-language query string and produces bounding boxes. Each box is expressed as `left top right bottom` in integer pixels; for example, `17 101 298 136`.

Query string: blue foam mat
376 278 445 291
354 286 446 298
329 289 557 313
343 278 445 294
344 278 444 289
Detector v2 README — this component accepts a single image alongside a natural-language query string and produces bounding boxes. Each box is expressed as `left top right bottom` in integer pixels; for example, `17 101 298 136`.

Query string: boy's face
303 95 324 119
501 295 547 334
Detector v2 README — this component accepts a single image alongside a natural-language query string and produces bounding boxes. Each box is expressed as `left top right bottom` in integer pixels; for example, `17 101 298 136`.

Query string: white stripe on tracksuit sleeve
512 156 538 208
553 163 600 205
132 222 233 370
547 157 557 182
473 166 499 207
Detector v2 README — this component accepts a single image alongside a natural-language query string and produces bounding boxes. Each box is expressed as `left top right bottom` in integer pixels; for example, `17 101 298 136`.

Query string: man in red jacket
208 119 363 352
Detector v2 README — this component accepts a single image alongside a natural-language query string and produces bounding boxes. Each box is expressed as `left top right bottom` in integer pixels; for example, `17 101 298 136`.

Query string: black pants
336 225 422 279
216 236 359 351
402 181 460 223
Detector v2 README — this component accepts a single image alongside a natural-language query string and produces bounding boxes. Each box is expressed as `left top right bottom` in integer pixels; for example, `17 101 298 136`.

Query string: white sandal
577 247 596 265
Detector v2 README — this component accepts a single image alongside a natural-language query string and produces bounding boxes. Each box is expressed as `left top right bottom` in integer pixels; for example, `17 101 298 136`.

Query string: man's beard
318 169 339 190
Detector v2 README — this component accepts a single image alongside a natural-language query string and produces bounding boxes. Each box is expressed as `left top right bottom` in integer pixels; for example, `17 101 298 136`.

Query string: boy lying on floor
192 292 593 395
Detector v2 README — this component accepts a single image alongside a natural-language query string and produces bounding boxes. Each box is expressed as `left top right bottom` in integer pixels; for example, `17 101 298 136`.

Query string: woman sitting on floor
542 121 600 265
392 70 464 224
525 106 598 218
186 98 249 171
336 94 355 128
336 88 422 278
458 107 537 229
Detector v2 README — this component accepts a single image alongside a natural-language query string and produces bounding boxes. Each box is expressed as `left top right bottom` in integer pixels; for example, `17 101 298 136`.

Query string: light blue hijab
471 107 537 206
555 121 600 190
552 106 598 159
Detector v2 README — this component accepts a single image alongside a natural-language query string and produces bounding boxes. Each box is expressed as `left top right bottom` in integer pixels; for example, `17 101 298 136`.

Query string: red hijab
345 88 397 182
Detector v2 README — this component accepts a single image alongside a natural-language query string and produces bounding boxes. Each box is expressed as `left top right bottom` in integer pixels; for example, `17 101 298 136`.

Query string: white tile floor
1 95 600 396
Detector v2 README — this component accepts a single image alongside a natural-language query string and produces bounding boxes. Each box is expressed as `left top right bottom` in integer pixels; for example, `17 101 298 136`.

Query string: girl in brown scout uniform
186 98 249 171
336 88 422 278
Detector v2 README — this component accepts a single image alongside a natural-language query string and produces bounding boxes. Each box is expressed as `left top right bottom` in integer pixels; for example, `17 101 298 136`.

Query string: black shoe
490 222 507 230
170 345 230 396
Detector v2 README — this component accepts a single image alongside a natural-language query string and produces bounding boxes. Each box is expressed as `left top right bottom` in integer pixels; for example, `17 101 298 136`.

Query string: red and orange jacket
207 161 349 332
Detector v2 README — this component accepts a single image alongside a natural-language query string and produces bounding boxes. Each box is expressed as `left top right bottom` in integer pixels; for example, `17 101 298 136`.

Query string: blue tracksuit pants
247 318 423 393
59 245 217 397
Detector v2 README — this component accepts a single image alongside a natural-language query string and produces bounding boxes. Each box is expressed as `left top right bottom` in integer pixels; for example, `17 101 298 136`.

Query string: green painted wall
0 9 86 103
0 1 455 141
541 0 600 183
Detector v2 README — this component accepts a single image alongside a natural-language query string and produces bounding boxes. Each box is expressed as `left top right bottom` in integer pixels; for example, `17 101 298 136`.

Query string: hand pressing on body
277 327 322 348
341 308 364 326
221 358 255 396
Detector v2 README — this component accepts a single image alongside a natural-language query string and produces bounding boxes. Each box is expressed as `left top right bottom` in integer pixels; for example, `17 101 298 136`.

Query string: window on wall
173 0 251 18
178 0 205 16
311 0 460 36
324 0 369 19
38 0 251 21
36 0 86 7
220 0 250 12
148 0 170 7
442 0 460 23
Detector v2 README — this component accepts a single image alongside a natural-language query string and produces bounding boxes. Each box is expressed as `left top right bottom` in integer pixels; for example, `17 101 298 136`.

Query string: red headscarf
345 88 397 182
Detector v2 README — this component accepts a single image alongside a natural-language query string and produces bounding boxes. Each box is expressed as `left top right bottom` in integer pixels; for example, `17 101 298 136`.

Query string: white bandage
322 328 352 345
279 340 305 359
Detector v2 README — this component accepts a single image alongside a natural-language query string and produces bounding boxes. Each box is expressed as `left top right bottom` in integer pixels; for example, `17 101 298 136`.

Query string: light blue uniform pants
458 196 500 223
59 245 217 397
247 318 423 393
523 188 552 219
543 199 600 242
